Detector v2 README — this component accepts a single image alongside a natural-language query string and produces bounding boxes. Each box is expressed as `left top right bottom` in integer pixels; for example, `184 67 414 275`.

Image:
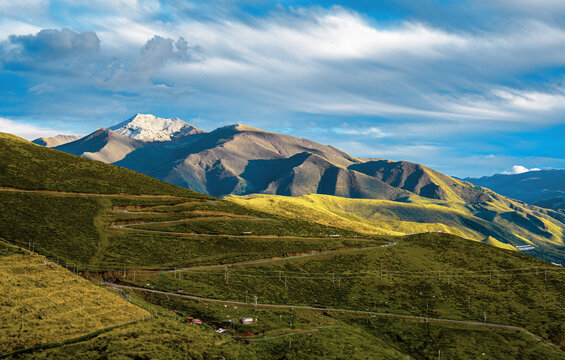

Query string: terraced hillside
230 193 565 264
1 133 565 359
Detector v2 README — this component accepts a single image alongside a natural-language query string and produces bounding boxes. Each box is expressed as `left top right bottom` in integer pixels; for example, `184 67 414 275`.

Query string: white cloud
501 165 541 175
331 126 387 137
0 117 63 140
29 82 55 94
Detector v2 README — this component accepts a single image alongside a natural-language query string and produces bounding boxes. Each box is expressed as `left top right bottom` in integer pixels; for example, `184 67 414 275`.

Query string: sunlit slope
0 241 148 355
230 192 565 263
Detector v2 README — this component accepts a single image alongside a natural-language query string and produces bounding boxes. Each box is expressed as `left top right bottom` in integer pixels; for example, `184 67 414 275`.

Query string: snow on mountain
108 114 205 142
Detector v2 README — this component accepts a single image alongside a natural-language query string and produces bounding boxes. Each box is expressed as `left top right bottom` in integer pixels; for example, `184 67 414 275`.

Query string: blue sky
1 0 565 177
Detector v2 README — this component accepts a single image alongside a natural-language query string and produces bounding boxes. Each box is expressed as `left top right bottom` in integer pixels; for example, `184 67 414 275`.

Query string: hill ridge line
0 187 192 198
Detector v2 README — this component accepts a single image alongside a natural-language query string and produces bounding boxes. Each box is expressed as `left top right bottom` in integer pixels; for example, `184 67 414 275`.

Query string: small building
240 317 256 325
192 319 202 324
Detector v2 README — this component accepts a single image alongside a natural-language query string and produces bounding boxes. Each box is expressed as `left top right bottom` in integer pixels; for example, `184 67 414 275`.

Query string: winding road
110 283 559 350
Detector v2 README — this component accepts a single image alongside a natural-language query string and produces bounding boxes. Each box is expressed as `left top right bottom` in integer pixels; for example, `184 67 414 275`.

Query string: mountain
43 115 565 262
466 170 565 211
1 132 565 358
108 113 205 142
52 117 491 203
32 134 81 147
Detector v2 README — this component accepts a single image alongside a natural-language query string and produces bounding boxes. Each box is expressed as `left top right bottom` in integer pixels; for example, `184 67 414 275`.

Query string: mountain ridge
32 134 82 147
466 169 565 211
36 115 565 261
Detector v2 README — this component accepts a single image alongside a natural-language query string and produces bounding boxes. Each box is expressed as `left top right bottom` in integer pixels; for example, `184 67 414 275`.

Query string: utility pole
484 312 487 323
438 350 441 360
254 295 258 308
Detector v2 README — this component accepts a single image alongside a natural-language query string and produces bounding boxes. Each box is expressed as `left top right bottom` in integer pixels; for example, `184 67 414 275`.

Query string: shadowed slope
467 169 565 211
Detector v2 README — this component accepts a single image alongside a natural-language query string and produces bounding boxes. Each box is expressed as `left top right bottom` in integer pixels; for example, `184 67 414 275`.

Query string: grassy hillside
0 240 148 355
31 232 563 359
0 134 375 269
230 193 565 263
0 132 207 197
2 132 565 358
131 233 565 343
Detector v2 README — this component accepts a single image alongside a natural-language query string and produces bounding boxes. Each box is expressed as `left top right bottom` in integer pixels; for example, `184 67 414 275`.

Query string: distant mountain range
466 170 565 211
40 114 492 203
28 113 565 262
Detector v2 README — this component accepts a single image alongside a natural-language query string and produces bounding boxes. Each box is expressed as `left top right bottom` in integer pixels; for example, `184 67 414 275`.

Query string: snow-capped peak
108 114 204 142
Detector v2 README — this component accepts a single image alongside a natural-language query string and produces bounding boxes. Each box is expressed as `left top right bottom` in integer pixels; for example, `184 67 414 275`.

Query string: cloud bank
0 1 564 177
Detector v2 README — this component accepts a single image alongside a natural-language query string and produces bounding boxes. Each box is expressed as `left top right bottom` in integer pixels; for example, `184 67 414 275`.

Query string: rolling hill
0 240 149 355
466 170 565 211
32 115 565 264
1 132 564 358
230 192 565 264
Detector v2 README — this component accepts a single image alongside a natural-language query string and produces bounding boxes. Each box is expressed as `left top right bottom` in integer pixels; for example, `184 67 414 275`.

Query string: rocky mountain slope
51 115 491 203
32 134 81 147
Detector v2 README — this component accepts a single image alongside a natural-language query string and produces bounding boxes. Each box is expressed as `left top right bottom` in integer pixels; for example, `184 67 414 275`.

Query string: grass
0 189 378 270
29 285 564 359
0 192 104 263
127 216 372 238
0 241 148 355
229 193 565 263
132 233 565 347
96 231 376 269
1 132 564 358
0 132 208 197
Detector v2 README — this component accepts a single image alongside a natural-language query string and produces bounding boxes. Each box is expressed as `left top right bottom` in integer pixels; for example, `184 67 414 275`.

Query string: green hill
230 192 565 264
1 133 564 359
0 240 148 355
0 132 206 196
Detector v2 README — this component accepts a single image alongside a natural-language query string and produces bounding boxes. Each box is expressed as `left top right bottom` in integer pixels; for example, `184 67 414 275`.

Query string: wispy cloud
1 1 565 176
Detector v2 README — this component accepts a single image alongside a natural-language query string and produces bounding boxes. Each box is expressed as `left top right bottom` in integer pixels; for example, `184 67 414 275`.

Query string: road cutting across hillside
110 283 559 350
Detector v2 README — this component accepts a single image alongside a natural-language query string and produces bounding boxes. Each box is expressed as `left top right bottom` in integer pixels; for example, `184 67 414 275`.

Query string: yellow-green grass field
0 242 148 355
229 193 565 263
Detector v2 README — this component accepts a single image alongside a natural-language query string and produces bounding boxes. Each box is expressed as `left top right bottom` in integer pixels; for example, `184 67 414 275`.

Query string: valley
1 133 565 359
